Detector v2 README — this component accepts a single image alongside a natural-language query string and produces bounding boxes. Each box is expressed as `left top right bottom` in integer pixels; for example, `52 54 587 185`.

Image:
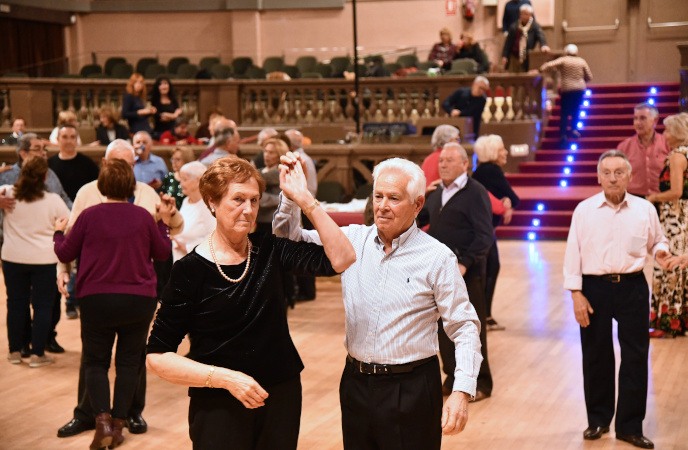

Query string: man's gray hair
564 44 578 56
105 139 136 159
16 133 38 156
520 4 534 13
213 125 235 148
474 134 504 163
257 127 278 146
442 142 469 162
474 75 490 88
133 130 152 143
285 129 303 150
634 102 659 119
180 161 208 180
372 158 426 202
431 125 460 150
597 150 632 174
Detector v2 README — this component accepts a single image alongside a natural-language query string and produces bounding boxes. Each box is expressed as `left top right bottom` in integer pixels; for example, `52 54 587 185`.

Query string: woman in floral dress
647 113 688 337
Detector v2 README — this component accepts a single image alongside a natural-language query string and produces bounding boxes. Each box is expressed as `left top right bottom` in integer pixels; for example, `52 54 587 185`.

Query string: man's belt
346 354 436 375
583 271 644 283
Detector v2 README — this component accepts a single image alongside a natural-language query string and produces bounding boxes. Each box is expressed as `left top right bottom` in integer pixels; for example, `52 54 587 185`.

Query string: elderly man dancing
274 154 481 449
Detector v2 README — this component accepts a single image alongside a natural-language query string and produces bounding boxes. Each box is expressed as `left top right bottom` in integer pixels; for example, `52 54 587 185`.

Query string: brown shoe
109 418 126 449
90 412 113 450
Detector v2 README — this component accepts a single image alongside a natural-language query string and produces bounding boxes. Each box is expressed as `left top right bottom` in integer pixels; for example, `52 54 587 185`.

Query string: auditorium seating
104 57 127 76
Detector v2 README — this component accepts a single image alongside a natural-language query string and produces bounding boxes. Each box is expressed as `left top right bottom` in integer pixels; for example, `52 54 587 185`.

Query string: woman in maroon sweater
53 159 172 450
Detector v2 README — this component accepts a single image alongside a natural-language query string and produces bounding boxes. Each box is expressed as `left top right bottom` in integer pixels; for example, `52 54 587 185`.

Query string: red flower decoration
670 318 681 330
661 304 669 313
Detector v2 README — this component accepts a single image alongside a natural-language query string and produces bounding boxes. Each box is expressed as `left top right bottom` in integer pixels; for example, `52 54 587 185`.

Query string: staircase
496 82 680 240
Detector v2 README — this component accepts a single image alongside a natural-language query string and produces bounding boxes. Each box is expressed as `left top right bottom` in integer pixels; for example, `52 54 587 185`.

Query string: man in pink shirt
564 150 671 449
617 103 670 197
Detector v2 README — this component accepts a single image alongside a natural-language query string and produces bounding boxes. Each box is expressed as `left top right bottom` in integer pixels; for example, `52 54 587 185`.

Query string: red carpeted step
496 226 570 240
548 114 670 127
553 91 678 106
587 82 679 95
534 149 605 162
519 161 598 174
550 102 677 117
504 210 573 227
543 125 638 139
506 173 598 186
540 136 627 150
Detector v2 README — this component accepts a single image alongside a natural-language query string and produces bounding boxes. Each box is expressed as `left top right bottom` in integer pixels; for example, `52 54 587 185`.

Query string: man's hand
572 290 594 327
501 197 512 210
441 391 469 435
541 45 551 53
501 57 508 67
0 165 13 173
655 250 673 271
426 179 442 195
458 263 467 276
57 272 70 297
148 178 163 190
0 188 16 212
450 109 461 117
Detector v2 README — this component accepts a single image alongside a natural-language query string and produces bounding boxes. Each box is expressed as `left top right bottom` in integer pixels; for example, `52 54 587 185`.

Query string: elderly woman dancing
146 156 355 449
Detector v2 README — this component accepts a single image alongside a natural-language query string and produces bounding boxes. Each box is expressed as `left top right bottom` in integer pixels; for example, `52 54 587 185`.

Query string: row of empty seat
3 53 484 80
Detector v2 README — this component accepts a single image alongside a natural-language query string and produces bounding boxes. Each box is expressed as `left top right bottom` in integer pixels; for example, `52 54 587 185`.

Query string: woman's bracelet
205 365 216 388
303 199 320 215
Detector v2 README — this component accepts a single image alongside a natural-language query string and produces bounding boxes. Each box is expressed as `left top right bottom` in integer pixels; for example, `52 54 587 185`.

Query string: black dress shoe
57 418 95 438
20 344 31 358
126 414 147 434
46 337 65 353
583 426 609 440
616 433 654 449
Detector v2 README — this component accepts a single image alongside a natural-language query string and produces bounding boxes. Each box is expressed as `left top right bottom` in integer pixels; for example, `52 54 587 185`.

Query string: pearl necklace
208 231 252 283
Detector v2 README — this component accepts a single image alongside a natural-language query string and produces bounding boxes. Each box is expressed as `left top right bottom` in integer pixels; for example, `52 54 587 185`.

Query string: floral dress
651 146 688 336
161 172 185 210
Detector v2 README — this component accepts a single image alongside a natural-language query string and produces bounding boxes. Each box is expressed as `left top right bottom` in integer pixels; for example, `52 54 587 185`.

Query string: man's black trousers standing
580 274 649 436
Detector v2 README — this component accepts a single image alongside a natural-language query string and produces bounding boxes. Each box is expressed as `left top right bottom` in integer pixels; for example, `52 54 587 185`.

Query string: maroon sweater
54 202 171 298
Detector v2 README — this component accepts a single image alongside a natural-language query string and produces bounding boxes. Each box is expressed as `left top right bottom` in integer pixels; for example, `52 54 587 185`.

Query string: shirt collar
441 172 468 191
374 221 418 253
595 191 630 210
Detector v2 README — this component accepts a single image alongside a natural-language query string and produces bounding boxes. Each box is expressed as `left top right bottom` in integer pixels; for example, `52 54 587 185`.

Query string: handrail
647 18 688 29
562 18 619 32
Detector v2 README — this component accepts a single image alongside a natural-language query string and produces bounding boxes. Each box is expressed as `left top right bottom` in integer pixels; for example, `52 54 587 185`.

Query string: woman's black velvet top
147 234 337 398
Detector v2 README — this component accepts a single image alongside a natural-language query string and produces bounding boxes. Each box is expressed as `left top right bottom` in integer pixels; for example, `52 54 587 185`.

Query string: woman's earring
211 206 215 213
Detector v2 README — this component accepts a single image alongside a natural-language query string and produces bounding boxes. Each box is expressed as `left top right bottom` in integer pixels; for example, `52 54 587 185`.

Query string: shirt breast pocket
627 234 646 258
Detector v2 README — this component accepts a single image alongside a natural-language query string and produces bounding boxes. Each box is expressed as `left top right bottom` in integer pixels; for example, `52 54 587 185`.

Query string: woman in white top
3 157 70 367
172 162 216 262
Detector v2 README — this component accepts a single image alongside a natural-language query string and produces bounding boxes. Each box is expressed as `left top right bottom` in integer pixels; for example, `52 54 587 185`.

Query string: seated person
454 32 489 73
194 106 223 144
428 27 458 70
2 117 25 146
92 107 130 146
441 76 489 136
158 117 199 146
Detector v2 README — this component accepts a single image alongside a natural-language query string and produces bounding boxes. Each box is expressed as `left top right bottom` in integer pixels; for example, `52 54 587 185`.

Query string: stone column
678 43 688 113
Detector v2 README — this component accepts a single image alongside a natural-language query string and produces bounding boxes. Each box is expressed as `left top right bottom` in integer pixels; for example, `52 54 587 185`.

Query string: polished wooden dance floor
1 241 686 449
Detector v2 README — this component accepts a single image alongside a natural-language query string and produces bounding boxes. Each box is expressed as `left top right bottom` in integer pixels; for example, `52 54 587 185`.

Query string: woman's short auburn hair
199 157 266 216
98 106 118 125
97 158 137 200
125 73 146 100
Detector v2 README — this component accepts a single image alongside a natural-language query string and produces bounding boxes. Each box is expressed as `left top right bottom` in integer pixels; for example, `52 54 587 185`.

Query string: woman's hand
221 369 269 409
54 217 69 233
157 193 177 225
279 152 313 208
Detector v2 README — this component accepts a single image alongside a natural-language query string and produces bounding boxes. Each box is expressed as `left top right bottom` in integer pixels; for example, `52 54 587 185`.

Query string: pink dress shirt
564 191 669 291
617 132 670 196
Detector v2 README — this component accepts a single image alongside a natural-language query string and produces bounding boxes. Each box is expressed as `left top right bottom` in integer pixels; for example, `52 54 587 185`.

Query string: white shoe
29 354 54 368
7 352 22 364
